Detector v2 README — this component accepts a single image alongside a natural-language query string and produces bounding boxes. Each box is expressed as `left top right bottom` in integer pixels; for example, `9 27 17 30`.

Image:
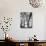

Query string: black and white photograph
20 12 32 28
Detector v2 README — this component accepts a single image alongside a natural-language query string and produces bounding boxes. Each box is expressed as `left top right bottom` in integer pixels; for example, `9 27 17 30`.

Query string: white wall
0 0 46 40
44 14 46 40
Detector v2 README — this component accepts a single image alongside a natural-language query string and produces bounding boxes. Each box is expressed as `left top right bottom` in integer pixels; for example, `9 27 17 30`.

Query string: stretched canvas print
20 12 32 28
